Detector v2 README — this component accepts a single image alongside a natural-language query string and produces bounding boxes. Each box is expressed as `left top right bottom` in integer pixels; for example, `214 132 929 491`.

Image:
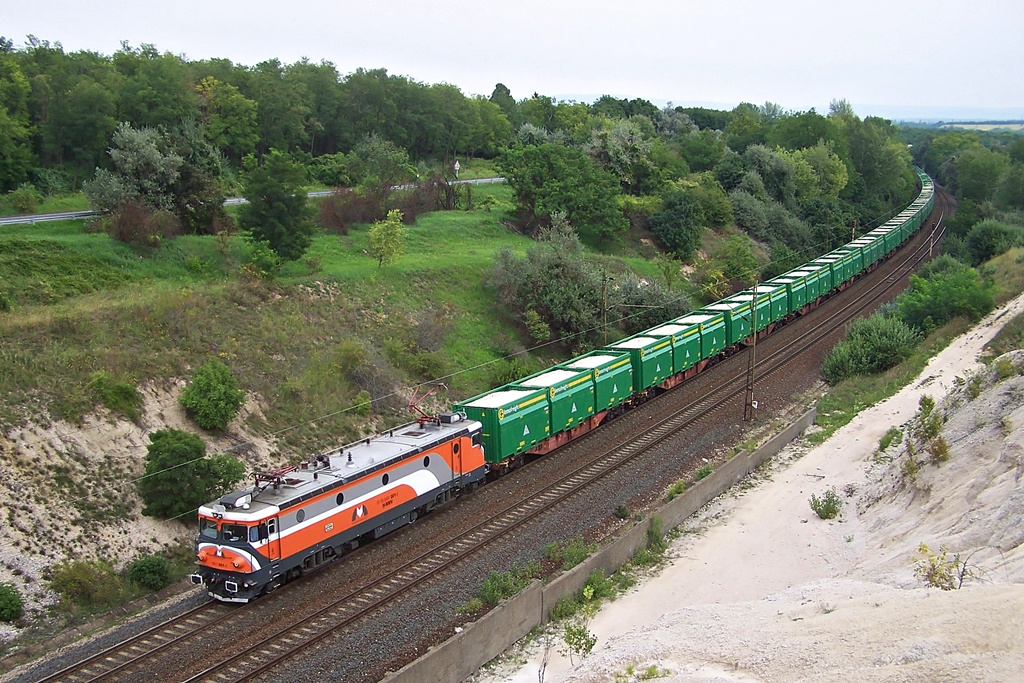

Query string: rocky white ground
0 381 278 636
476 293 1024 683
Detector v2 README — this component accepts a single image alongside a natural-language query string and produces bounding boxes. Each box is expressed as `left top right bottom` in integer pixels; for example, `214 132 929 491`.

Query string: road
0 177 505 226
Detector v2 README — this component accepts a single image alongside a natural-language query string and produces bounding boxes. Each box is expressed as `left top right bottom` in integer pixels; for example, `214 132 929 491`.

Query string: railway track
22 191 951 683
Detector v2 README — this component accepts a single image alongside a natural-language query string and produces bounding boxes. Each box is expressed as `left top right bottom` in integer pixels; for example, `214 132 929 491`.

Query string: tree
496 143 626 242
195 76 259 161
179 358 246 430
238 150 314 260
966 219 1021 266
649 190 704 261
0 54 34 191
955 146 1010 203
368 209 405 267
138 429 245 518
84 122 183 213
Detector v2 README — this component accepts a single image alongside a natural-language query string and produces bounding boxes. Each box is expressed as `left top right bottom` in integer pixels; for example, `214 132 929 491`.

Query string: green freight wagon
564 350 633 411
754 282 790 322
605 333 674 392
455 386 551 464
700 299 752 346
644 322 701 374
513 366 596 435
806 258 838 292
672 312 726 360
787 268 821 302
767 273 807 311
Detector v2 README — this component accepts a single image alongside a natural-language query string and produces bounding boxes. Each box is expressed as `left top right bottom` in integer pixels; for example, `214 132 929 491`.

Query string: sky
5 0 1023 120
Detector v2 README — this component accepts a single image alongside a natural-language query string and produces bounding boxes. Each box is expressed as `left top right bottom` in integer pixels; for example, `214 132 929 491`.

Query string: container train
191 169 934 602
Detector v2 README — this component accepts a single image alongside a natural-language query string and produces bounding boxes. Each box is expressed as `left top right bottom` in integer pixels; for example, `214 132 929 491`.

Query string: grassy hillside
0 184 628 455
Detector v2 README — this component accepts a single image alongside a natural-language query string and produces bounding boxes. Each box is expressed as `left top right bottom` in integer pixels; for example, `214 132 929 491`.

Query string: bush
107 201 182 248
966 219 1021 266
695 464 713 480
822 313 922 384
179 359 246 430
666 479 687 501
6 183 42 214
352 389 372 416
809 488 842 519
649 190 704 261
477 562 541 606
89 371 143 421
46 560 123 608
242 240 282 280
879 427 902 452
897 263 994 331
0 583 24 622
138 428 246 518
127 554 171 591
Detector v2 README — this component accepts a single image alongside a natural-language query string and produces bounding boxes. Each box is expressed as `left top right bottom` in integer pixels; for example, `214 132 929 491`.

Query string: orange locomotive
190 412 485 602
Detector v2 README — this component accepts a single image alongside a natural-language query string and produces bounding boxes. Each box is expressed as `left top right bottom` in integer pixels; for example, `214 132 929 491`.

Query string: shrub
614 504 630 520
666 479 687 501
822 313 922 384
107 201 181 248
7 183 42 214
179 359 246 430
89 371 143 421
560 537 599 571
127 554 171 591
477 562 541 606
649 190 704 261
928 437 950 463
46 560 123 608
879 427 902 451
695 464 713 480
352 390 372 416
646 516 668 554
809 488 842 519
0 583 24 622
138 428 246 518
242 240 282 280
966 219 1021 266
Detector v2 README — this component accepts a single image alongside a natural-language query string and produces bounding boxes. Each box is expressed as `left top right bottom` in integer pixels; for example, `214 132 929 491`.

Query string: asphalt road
0 177 505 226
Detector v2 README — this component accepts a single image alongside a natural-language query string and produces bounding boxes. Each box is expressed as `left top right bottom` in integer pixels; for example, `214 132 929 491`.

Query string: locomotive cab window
249 526 260 543
472 433 482 447
199 518 218 540
222 524 247 543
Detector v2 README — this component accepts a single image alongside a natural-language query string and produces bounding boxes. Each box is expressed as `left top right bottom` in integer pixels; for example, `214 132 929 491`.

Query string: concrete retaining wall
381 408 816 683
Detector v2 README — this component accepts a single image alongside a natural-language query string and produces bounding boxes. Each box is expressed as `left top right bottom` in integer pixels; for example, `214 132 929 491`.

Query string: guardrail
0 178 506 226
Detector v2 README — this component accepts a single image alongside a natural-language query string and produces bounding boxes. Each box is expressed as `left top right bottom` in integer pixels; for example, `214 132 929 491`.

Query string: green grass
0 193 91 217
0 196 546 451
811 317 972 443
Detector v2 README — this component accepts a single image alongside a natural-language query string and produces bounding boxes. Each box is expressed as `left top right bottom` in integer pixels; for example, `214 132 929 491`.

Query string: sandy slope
476 292 1024 683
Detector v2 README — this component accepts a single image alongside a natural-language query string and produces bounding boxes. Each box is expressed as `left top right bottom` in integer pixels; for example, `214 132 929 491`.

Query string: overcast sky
5 0 1023 119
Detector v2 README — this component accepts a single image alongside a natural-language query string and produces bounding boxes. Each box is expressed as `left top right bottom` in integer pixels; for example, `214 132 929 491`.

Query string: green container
564 350 633 411
806 259 837 293
455 386 551 463
514 366 595 435
700 299 751 346
605 333 674 392
645 322 701 373
673 312 726 360
755 282 789 322
724 289 772 332
787 269 819 302
768 274 807 311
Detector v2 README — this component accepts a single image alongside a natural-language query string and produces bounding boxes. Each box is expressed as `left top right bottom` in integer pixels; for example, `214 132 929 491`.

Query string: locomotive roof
201 416 480 519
